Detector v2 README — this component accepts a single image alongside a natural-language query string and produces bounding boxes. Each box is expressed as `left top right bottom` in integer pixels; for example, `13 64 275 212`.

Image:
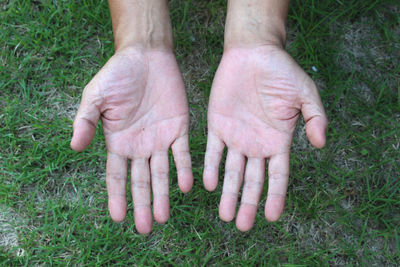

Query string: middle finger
236 157 265 231
131 157 152 234
150 151 170 224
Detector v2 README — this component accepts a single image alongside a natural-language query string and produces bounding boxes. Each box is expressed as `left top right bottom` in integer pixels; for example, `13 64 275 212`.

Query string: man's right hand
71 46 193 234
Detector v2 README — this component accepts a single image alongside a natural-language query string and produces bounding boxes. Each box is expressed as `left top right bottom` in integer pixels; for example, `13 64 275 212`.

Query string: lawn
1 0 399 265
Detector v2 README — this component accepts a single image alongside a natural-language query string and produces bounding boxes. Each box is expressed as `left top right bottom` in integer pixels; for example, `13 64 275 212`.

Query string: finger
171 134 193 193
300 79 328 149
203 132 225 191
150 151 170 224
70 85 102 152
106 153 128 222
265 153 290 222
131 157 152 234
236 158 265 232
219 150 245 222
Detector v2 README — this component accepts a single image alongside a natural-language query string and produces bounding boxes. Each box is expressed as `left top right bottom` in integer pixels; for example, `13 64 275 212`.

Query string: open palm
71 47 193 234
203 45 327 231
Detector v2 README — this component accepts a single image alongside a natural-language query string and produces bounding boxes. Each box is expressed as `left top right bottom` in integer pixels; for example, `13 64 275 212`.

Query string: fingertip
154 212 170 224
180 184 192 194
203 169 218 191
108 199 127 223
306 116 328 149
70 134 84 152
135 207 153 234
219 197 236 222
264 197 284 222
236 204 257 232
204 183 217 192
219 209 235 222
154 213 169 224
178 169 193 193
265 213 280 222
236 221 252 232
153 196 170 224
137 225 152 235
110 213 126 223
265 214 280 222
70 139 80 152
70 120 96 152
70 142 86 152
110 212 125 223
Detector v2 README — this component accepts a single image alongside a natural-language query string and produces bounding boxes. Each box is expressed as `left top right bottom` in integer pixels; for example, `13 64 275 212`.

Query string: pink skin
71 47 193 234
203 45 328 232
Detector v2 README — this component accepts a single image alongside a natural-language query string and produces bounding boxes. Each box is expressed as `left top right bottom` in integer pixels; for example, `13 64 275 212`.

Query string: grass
1 0 399 265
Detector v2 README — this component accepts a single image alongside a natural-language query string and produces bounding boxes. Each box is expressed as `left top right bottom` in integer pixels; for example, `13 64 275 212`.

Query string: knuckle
224 169 243 179
267 193 286 198
175 156 192 168
222 191 238 197
204 155 219 166
240 201 258 207
268 172 288 181
204 164 218 173
132 180 150 189
243 180 263 191
151 168 169 176
107 172 125 181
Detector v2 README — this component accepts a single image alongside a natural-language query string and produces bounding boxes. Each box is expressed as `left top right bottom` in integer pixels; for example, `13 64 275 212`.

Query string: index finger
171 134 193 193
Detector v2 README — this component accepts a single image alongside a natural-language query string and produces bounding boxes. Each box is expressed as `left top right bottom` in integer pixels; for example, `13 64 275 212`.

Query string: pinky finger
203 132 224 191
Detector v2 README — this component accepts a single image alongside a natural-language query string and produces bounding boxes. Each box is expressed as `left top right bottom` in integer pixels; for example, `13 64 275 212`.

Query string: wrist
109 0 173 52
224 0 288 50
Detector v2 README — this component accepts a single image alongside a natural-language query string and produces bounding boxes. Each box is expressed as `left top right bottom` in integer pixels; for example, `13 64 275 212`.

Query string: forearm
108 0 173 52
224 0 289 49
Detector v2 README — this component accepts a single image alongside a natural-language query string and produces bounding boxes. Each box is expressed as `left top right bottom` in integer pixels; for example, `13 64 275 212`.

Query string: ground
0 0 399 265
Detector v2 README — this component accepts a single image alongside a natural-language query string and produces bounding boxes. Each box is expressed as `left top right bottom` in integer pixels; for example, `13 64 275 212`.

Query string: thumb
300 79 328 149
70 86 101 152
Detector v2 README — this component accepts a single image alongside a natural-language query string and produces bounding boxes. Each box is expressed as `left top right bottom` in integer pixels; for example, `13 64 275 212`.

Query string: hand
203 45 328 231
71 47 193 234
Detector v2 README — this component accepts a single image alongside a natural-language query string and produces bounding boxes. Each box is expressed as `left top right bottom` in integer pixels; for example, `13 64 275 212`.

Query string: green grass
1 0 399 265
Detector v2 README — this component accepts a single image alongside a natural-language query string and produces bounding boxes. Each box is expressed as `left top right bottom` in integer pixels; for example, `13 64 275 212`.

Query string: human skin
70 0 193 234
203 0 328 231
